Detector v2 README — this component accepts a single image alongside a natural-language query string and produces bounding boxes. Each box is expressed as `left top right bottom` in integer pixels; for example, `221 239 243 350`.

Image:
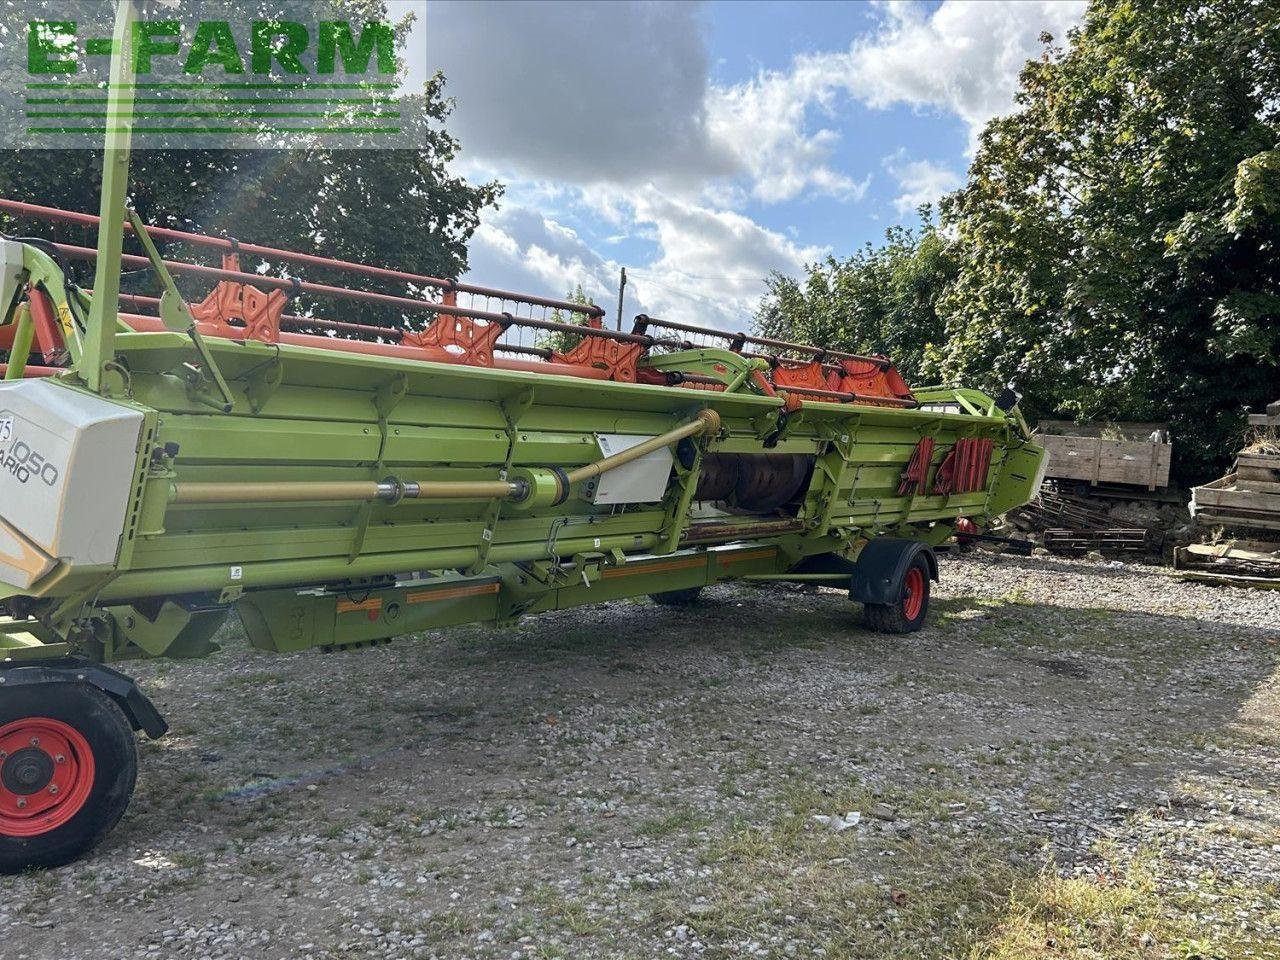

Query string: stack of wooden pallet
1191 400 1280 532
1008 487 1154 555
1009 488 1112 530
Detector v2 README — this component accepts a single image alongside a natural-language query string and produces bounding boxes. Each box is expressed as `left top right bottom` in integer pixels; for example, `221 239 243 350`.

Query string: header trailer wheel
851 539 937 634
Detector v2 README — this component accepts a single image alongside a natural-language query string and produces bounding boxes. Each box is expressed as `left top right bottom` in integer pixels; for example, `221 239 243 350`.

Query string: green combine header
0 4 1045 872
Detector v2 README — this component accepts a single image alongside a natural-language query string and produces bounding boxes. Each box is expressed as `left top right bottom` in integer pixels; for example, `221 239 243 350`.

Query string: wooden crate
1247 400 1280 427
1036 432 1172 490
1237 453 1280 490
1191 474 1280 531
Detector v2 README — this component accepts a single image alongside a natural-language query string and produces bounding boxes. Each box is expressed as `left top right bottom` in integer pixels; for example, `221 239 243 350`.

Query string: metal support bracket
658 438 707 555
467 387 535 575
242 355 283 413
349 373 408 562
810 420 860 538
128 208 235 413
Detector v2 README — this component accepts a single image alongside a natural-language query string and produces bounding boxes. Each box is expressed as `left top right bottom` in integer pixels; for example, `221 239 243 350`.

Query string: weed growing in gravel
668 780 1029 958
970 847 1278 959
636 809 711 839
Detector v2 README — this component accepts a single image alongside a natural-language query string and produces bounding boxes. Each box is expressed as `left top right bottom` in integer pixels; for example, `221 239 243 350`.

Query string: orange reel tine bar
51 241 651 351
0 198 601 322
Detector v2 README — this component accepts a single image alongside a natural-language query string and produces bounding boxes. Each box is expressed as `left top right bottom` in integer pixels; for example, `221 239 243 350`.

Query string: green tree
0 0 500 326
755 209 954 384
539 284 599 353
933 0 1279 480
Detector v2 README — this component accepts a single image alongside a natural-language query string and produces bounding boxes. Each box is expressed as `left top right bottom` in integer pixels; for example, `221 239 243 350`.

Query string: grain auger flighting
0 7 1046 872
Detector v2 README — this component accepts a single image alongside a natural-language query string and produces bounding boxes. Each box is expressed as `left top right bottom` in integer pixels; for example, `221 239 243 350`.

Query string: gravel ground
3 552 1279 960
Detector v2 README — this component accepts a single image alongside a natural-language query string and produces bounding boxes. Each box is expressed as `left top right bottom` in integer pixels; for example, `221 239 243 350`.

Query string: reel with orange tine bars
632 314 919 409
1 198 922 406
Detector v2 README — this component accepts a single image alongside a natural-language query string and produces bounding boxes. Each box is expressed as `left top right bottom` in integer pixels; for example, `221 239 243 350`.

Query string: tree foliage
755 212 954 384
540 284 600 353
937 0 1278 479
758 0 1279 481
0 0 500 323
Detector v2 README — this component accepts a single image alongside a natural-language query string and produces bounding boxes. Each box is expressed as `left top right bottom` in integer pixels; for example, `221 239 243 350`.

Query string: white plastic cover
0 380 143 589
586 434 674 505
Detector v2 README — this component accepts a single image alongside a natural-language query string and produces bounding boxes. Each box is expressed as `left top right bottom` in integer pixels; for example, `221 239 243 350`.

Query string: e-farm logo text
23 15 406 143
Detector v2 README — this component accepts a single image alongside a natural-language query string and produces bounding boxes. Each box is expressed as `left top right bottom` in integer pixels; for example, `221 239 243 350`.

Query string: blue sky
424 0 1086 329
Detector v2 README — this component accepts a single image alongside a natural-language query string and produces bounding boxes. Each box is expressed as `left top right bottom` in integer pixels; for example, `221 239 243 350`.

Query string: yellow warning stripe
336 598 382 614
602 556 705 580
405 582 500 605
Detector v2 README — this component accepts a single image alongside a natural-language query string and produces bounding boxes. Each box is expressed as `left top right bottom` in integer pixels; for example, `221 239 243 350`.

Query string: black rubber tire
862 554 931 634
0 684 137 874
649 587 704 607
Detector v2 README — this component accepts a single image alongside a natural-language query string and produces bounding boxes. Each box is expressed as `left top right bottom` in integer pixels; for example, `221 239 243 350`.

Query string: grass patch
667 780 1025 959
636 808 711 839
970 850 1278 959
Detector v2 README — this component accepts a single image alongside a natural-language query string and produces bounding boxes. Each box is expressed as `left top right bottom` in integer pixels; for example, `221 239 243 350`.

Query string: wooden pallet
1175 570 1280 590
1043 528 1150 554
1175 540 1280 575
1173 540 1280 589
1010 489 1113 530
1247 400 1280 426
1237 453 1280 488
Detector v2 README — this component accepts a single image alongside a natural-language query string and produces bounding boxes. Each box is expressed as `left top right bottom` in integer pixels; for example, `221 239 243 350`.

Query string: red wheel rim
901 567 926 621
0 718 95 837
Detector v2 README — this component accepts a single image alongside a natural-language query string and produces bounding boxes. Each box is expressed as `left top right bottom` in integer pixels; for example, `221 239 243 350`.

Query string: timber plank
1194 487 1280 512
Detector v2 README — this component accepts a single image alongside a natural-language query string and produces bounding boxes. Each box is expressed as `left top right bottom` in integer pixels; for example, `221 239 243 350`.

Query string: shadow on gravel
12 576 1276 960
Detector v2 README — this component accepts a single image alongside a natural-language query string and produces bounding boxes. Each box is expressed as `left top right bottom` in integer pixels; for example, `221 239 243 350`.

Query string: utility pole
615 267 627 331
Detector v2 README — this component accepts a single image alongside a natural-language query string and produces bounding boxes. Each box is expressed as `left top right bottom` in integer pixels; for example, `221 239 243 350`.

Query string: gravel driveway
4 553 1279 959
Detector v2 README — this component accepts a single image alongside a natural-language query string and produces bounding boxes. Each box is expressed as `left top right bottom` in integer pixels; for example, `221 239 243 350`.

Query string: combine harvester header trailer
0 2 1045 871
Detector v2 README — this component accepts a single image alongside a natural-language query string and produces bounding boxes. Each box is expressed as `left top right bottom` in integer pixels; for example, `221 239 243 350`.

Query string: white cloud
841 0 1087 139
467 207 636 313
429 0 876 206
695 0 1083 203
431 1 1083 206
466 189 822 332
627 188 824 328
706 65 872 204
883 151 962 216
445 1 1087 333
429 1 736 190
